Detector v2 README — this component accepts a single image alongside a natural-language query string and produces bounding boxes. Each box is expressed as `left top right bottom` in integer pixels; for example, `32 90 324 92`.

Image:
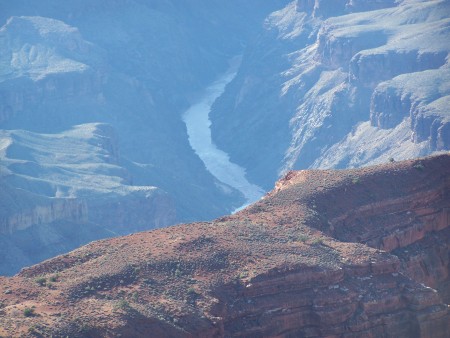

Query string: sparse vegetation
312 238 324 246
28 326 38 334
49 275 59 283
298 234 309 243
78 322 92 334
187 287 197 296
131 291 139 302
1 150 446 337
238 271 248 279
23 307 35 317
352 177 360 184
175 268 182 277
114 299 131 311
186 287 199 303
35 277 47 286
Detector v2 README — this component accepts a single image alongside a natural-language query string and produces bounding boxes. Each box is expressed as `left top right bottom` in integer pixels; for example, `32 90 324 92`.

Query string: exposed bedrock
350 50 447 89
370 68 450 150
86 188 176 234
297 0 397 18
316 26 388 69
212 260 449 338
0 123 177 275
308 155 450 308
210 0 450 184
0 69 105 130
1 197 87 236
0 188 176 276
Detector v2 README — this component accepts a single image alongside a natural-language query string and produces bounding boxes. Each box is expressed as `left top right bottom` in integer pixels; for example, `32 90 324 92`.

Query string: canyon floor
0 154 449 337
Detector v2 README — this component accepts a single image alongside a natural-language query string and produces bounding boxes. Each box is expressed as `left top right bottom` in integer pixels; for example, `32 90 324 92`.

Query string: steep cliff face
210 0 450 188
370 68 450 149
0 123 176 275
0 16 105 130
291 154 450 306
0 154 448 337
1 196 87 236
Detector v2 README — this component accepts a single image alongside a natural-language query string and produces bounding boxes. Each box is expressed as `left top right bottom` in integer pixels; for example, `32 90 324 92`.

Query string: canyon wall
1 197 87 236
0 123 176 275
210 0 450 188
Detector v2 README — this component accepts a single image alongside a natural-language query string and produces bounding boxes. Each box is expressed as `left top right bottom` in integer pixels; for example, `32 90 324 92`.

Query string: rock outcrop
0 123 176 275
370 68 450 151
210 0 450 188
0 154 448 337
1 196 87 236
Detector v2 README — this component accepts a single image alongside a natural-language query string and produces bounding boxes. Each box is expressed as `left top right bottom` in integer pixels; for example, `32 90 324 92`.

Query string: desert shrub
114 299 130 311
298 234 309 243
238 271 248 279
175 268 182 277
34 277 46 286
312 238 324 246
131 291 139 302
187 287 197 296
23 308 35 317
49 275 59 282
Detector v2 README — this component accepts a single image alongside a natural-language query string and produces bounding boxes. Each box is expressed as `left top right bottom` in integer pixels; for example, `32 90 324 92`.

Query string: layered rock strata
0 123 176 275
210 0 450 188
0 154 448 337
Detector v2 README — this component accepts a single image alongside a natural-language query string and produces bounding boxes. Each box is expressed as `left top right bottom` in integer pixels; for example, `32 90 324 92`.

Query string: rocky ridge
0 153 448 337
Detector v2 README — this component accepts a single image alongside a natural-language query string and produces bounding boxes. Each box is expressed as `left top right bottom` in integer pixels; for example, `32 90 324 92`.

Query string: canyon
0 2 449 323
182 58 265 209
0 154 448 337
0 1 279 275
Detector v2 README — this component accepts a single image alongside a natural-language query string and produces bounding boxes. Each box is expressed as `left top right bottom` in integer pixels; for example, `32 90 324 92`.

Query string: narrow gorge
183 58 265 210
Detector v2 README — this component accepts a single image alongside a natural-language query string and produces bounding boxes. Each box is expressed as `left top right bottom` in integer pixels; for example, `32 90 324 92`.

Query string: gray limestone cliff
210 0 450 188
0 123 176 275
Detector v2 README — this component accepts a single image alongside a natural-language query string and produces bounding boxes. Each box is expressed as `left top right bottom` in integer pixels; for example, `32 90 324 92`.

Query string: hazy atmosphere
0 1 449 336
0 0 449 274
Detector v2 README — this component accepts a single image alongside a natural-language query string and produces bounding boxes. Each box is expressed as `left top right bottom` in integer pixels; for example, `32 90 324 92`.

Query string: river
182 59 265 211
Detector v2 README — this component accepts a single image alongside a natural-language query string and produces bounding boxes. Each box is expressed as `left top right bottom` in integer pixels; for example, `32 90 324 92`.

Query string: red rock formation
0 154 449 337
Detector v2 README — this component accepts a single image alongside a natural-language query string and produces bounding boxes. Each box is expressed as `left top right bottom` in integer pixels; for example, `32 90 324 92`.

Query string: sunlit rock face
210 0 450 188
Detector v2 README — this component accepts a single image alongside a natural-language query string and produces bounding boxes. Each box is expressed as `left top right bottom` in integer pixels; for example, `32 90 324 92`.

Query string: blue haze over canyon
0 0 449 275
